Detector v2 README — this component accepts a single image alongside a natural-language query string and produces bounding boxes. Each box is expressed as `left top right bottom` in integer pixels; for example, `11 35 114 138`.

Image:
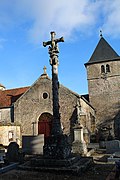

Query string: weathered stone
6 142 19 162
43 134 71 159
72 141 87 155
99 141 106 149
106 140 120 153
19 156 93 175
0 126 20 146
43 32 71 159
12 76 95 147
86 51 120 139
72 125 87 155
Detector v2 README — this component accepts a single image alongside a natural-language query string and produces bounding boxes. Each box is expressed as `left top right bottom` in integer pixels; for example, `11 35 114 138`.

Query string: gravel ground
0 152 116 180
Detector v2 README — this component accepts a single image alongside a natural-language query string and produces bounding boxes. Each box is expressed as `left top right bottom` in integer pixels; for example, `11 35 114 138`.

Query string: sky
0 0 120 95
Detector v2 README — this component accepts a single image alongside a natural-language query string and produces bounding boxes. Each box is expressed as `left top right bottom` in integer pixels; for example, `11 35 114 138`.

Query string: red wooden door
38 113 52 138
38 120 52 138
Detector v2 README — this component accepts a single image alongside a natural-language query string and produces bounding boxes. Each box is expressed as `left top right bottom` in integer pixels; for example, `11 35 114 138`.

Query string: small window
101 65 105 73
11 105 14 123
106 64 110 73
43 92 48 99
8 131 14 142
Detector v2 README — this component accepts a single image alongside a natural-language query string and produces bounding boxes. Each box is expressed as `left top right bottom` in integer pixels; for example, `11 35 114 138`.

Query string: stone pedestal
72 141 87 155
43 134 71 159
72 126 87 155
75 127 84 142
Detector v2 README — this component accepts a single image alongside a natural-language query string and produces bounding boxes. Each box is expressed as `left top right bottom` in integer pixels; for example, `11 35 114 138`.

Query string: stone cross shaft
43 32 64 135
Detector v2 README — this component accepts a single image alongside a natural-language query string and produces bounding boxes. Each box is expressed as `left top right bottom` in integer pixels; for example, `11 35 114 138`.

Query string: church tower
85 36 120 139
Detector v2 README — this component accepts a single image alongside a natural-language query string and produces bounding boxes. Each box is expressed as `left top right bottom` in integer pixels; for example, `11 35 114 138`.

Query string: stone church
0 68 95 147
0 35 119 147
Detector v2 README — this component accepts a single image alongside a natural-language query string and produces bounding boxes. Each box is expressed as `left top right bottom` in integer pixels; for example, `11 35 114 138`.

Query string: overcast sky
0 0 120 94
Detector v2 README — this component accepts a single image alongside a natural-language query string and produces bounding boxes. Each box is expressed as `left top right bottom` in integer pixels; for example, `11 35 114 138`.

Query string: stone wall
80 97 96 133
0 125 20 146
59 85 78 135
86 60 120 138
0 108 11 124
14 77 53 137
14 76 95 144
14 77 79 138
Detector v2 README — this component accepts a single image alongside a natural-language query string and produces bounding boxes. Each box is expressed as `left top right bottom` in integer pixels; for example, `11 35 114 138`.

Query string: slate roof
85 37 119 66
82 94 89 102
0 86 29 108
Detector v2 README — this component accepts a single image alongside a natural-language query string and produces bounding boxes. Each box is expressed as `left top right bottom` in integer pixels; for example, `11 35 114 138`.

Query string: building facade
0 71 95 146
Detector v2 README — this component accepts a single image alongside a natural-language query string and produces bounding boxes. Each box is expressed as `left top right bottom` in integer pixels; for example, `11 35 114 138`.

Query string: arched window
101 65 105 74
106 64 110 73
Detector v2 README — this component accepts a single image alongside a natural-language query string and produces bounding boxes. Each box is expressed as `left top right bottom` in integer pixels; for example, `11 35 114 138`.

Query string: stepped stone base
30 155 79 167
19 155 93 175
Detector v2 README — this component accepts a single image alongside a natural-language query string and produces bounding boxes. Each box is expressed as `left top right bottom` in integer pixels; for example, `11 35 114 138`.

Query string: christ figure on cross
43 31 64 136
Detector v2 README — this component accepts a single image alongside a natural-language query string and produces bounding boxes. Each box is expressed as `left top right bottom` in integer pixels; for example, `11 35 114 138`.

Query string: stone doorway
38 113 53 140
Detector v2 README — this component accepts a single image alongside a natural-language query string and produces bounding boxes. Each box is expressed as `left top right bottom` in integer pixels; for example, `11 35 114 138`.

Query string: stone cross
43 32 64 135
43 66 47 74
43 32 64 48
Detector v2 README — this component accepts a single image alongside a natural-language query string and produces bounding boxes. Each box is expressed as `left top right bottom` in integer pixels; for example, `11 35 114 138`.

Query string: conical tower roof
85 37 119 66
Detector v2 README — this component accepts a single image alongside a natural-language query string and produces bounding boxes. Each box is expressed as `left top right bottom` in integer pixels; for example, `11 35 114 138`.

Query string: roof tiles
0 87 29 108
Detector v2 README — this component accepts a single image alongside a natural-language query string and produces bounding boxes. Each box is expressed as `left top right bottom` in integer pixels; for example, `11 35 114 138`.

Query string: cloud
15 0 99 43
0 0 120 44
0 0 99 43
101 0 120 38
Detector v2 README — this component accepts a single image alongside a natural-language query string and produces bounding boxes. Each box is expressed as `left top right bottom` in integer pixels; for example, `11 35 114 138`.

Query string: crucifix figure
43 31 64 136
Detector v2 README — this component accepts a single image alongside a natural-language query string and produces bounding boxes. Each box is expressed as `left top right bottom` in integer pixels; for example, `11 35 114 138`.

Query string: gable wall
14 78 53 136
14 78 79 137
14 77 95 144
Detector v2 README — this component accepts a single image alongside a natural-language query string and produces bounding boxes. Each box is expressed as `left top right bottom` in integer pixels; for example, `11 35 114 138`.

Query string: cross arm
55 37 64 43
43 40 52 47
43 37 64 47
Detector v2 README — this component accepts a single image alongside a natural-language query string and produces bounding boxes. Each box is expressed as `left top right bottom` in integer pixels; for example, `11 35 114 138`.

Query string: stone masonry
85 36 120 139
14 73 95 145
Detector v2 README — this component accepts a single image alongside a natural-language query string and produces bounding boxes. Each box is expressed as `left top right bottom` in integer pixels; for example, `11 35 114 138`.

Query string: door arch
38 113 53 139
